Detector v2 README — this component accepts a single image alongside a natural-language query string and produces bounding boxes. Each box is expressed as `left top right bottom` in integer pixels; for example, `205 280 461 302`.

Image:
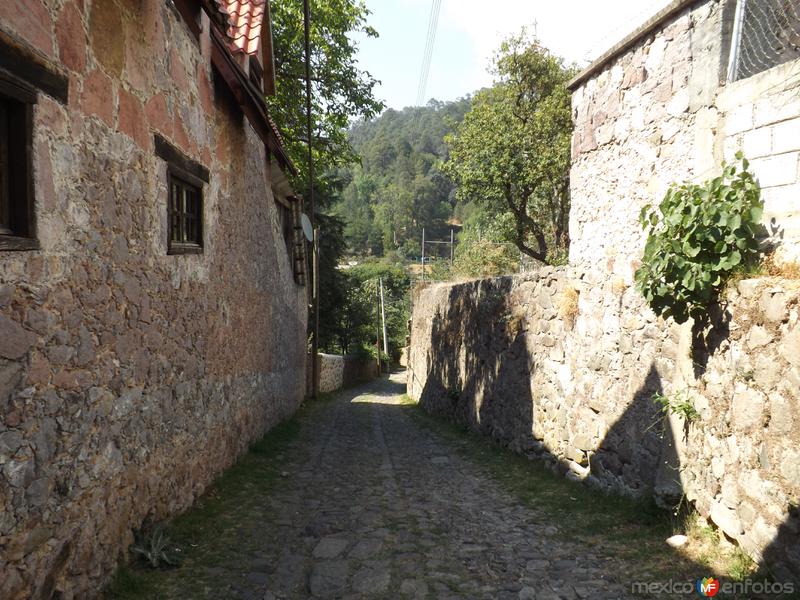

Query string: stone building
409 0 800 580
569 0 800 276
0 1 308 597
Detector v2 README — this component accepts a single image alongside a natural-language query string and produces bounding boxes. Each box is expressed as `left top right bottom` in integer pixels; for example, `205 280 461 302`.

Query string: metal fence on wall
729 0 800 81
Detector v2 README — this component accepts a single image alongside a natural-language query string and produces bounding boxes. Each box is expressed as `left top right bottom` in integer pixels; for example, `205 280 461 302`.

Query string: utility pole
450 229 454 264
421 228 426 282
375 282 381 373
379 277 388 363
303 0 318 398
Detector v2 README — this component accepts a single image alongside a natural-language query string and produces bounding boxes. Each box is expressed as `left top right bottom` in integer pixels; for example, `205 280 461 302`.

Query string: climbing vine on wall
635 153 764 324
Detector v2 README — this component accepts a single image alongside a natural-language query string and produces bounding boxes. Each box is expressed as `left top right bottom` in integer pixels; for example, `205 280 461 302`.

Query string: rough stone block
771 117 800 154
747 325 773 349
755 89 800 128
56 2 87 73
90 0 125 76
780 449 800 486
572 433 593 451
564 446 585 464
751 153 799 188
0 0 54 57
761 290 789 323
769 394 794 435
710 500 744 538
781 326 800 367
724 103 754 136
81 69 115 127
118 90 149 150
742 127 772 159
145 93 172 137
0 316 37 360
732 384 766 430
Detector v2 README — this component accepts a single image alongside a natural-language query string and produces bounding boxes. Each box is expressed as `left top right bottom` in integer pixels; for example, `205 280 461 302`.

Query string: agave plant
131 526 182 568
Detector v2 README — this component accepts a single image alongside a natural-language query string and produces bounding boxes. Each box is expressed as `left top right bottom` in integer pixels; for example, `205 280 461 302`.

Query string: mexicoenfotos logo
696 577 720 597
631 577 794 596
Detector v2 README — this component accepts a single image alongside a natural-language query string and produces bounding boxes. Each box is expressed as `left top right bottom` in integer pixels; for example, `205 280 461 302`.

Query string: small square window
168 171 203 254
154 133 209 255
0 70 37 251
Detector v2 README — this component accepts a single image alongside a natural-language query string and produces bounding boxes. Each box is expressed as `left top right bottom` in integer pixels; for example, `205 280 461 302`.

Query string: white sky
354 0 673 109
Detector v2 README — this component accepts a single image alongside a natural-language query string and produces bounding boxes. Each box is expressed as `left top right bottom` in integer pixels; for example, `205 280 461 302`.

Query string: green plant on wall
635 153 764 324
652 391 700 423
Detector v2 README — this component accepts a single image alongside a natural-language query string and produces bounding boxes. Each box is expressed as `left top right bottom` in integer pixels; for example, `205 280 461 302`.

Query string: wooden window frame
0 69 37 252
167 167 204 255
154 133 209 256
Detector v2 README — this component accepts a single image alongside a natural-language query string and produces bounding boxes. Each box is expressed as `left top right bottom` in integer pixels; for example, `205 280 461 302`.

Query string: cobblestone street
114 372 656 599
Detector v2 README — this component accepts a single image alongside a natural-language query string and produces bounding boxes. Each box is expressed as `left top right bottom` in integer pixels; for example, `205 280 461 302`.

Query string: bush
635 154 763 324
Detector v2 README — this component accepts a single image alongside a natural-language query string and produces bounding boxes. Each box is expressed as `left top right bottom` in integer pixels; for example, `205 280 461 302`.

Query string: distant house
569 0 800 279
0 1 307 597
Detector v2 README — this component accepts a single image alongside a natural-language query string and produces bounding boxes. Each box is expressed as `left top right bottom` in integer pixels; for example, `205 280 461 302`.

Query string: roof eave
209 25 297 176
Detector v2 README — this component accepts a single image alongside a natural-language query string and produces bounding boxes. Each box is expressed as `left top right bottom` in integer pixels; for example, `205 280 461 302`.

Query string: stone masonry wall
408 271 800 579
0 2 307 598
318 354 346 394
317 354 379 394
570 0 800 278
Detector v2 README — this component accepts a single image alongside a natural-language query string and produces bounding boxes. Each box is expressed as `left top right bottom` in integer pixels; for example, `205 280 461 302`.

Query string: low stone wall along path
109 373 683 599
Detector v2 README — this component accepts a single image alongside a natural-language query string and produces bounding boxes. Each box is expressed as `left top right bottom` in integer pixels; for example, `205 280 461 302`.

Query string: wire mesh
732 0 800 81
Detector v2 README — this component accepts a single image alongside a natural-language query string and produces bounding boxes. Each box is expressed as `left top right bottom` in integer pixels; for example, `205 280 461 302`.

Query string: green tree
269 0 384 360
269 0 384 201
347 262 411 359
452 209 520 278
336 99 471 256
444 32 574 264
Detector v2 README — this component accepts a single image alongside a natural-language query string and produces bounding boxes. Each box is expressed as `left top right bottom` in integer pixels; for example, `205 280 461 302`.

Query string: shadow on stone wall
591 364 682 508
419 277 536 451
691 302 732 378
416 295 800 590
761 509 800 586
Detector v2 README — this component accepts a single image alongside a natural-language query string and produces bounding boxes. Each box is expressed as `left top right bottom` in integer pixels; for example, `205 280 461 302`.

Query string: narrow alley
108 373 701 599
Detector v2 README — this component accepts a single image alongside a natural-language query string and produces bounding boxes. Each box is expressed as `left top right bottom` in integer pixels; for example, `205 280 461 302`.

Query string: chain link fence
730 0 800 81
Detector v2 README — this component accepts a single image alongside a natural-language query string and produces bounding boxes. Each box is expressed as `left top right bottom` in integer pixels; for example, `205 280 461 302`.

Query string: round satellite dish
301 213 314 242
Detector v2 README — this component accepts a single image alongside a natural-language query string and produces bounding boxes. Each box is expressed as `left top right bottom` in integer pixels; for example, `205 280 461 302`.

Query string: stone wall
570 0 800 277
408 271 800 579
0 1 307 598
317 354 379 394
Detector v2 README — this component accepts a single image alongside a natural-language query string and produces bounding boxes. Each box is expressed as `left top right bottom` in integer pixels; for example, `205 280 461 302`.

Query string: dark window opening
279 202 294 259
154 133 208 255
249 57 264 90
168 171 203 254
167 0 202 39
0 70 37 251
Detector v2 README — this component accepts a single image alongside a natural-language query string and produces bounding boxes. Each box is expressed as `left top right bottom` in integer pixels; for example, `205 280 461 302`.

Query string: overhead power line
416 0 442 106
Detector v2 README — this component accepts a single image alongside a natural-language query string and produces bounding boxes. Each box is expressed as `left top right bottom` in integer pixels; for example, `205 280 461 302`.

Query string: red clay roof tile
223 0 266 56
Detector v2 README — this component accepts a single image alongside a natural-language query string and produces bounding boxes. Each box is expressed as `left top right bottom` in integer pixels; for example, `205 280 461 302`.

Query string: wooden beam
0 29 68 104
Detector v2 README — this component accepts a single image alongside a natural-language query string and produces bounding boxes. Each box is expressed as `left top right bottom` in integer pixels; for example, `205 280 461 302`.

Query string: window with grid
728 0 800 81
168 172 203 253
0 70 37 251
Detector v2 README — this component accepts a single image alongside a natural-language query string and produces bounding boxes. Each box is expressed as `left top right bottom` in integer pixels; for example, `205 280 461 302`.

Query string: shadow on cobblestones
104 373 798 600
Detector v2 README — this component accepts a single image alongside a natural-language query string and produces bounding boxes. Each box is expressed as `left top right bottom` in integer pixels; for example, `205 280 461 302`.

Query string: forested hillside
334 98 471 257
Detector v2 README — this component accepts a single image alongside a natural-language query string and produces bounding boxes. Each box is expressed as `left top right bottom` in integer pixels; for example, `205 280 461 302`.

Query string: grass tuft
105 408 308 599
